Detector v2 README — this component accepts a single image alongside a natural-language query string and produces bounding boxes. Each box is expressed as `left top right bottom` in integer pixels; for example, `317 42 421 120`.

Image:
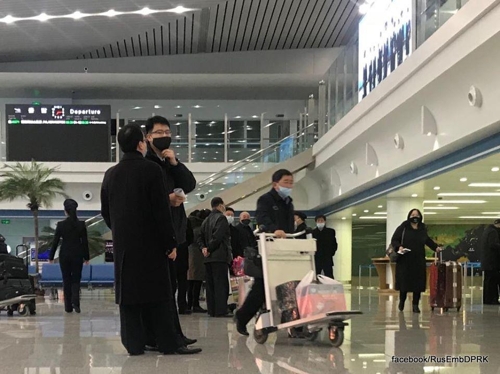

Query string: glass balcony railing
186 123 317 208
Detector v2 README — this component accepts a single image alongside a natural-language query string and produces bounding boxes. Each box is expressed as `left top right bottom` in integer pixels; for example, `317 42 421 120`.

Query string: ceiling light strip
0 6 197 24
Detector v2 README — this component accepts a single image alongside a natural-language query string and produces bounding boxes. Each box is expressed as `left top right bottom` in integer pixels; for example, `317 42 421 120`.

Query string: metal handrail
197 122 317 187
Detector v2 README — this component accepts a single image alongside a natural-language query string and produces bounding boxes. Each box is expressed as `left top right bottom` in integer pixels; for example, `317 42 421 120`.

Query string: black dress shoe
233 315 249 336
128 350 145 356
179 309 192 315
192 306 207 313
163 346 202 355
73 305 81 314
144 345 159 352
65 309 73 314
413 305 421 313
398 301 404 312
183 337 197 346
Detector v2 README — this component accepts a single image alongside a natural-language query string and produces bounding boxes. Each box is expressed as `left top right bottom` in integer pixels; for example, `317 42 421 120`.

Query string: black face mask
242 219 251 226
152 137 171 151
410 216 422 224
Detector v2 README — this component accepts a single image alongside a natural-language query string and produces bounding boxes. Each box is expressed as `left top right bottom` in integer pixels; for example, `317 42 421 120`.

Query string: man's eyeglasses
151 130 172 136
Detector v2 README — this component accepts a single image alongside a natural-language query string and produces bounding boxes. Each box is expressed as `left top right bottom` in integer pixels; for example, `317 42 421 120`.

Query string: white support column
188 113 193 163
328 217 352 283
386 197 424 289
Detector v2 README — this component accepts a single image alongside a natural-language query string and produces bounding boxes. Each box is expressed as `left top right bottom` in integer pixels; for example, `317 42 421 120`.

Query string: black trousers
173 243 189 310
168 259 186 337
400 291 421 306
483 270 500 304
315 256 334 279
59 257 83 310
236 277 265 326
205 262 229 317
187 280 203 309
120 302 182 354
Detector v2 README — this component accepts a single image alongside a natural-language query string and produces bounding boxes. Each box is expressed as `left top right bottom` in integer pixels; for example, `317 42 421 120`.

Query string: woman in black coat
391 208 442 313
49 199 90 313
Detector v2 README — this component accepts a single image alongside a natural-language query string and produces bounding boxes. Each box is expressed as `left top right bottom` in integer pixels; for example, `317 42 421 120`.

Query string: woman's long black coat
391 221 438 292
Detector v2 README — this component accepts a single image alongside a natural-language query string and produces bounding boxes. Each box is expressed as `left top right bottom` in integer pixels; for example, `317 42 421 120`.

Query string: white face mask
226 216 234 225
317 223 325 230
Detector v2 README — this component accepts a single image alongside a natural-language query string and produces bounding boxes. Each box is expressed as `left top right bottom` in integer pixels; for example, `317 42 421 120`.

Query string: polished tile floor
0 283 499 374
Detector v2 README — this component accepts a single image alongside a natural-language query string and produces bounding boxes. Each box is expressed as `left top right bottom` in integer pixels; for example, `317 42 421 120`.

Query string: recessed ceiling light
136 7 156 15
438 192 500 197
433 186 441 190
492 167 500 172
132 106 142 110
359 216 386 220
352 213 357 216
412 194 418 197
235 116 242 119
460 177 468 182
459 216 500 219
193 105 202 109
175 105 182 109
342 217 346 220
168 6 195 14
0 15 17 24
377 205 383 208
424 212 437 215
252 115 259 118
68 11 86 20
102 9 121 17
469 183 500 187
482 212 500 215
154 105 161 109
34 13 51 22
363 210 369 213
424 200 486 204
374 212 387 215
424 207 459 210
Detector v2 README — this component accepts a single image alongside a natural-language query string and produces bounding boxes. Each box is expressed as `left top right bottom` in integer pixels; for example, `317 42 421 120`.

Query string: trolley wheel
328 326 344 348
304 330 319 342
253 329 269 345
18 304 29 317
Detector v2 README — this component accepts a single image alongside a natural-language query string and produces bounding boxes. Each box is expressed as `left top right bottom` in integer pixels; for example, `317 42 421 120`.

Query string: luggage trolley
253 231 362 347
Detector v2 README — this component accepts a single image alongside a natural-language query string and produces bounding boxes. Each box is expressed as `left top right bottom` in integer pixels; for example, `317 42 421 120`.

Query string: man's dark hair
226 207 235 213
211 197 224 209
118 124 144 153
145 116 171 134
315 215 326 222
272 169 293 183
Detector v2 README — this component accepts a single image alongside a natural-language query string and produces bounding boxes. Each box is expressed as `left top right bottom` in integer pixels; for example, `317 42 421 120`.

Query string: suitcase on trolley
429 253 462 312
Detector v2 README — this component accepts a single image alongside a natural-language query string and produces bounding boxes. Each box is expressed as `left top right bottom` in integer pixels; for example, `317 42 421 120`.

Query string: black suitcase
0 279 33 301
0 254 28 280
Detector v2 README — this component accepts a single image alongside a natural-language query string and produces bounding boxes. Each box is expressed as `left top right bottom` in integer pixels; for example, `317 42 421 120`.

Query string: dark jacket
229 225 242 259
231 223 257 258
391 221 438 292
256 189 294 234
295 222 308 239
101 152 177 305
480 225 500 271
0 242 8 255
313 227 337 261
198 209 232 264
49 218 90 262
146 150 196 245
188 215 206 281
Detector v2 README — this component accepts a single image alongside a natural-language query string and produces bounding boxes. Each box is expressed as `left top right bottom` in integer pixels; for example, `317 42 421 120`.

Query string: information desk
371 257 437 293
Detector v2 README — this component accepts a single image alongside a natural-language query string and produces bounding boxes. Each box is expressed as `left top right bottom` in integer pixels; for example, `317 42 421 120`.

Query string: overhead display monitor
358 0 413 101
6 104 111 162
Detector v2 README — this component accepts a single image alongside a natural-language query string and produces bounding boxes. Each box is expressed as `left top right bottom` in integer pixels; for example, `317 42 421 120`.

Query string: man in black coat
234 169 295 336
312 215 337 279
294 211 308 239
198 197 232 317
235 211 257 254
145 116 197 319
101 124 199 356
224 207 240 261
480 219 500 305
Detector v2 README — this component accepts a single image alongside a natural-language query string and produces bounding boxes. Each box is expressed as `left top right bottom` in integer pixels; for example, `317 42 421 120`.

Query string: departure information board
6 104 111 162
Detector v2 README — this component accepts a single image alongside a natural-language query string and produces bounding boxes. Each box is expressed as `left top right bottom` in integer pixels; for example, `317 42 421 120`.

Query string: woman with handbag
391 208 442 313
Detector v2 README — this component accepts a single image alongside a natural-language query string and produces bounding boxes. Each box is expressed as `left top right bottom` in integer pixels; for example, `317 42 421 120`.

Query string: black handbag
386 228 406 263
243 247 263 279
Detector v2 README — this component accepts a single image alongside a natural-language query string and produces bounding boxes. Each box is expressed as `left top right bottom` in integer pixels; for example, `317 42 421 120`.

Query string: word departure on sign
6 104 111 162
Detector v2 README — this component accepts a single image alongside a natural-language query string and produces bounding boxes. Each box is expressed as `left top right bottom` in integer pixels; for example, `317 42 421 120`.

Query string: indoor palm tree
0 161 66 272
39 226 106 260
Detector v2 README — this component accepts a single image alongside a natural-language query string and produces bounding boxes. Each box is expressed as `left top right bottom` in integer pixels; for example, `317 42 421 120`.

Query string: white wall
309 0 500 212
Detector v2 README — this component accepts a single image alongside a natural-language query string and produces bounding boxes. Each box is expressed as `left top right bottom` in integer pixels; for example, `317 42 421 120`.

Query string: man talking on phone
145 116 198 346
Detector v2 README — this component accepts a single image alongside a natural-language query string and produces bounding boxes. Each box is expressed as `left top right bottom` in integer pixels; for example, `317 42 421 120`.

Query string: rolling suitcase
0 254 28 280
429 252 462 312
